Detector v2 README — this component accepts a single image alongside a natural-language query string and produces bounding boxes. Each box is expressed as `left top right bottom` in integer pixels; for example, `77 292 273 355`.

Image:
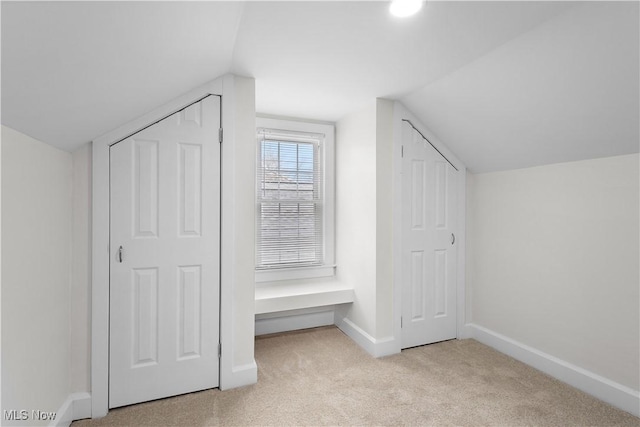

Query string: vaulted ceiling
2 1 638 172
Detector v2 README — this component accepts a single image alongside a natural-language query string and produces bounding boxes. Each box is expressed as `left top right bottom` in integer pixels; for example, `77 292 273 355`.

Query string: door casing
390 102 468 355
92 77 254 418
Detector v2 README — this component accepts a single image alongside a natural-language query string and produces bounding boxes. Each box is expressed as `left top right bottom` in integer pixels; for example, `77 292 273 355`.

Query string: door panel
401 121 457 349
109 96 220 408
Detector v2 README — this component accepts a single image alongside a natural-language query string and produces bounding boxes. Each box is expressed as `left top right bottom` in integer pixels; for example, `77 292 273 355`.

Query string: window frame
255 117 335 283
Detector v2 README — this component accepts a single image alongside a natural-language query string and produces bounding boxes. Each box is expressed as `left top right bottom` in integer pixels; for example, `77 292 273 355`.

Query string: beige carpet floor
73 326 639 426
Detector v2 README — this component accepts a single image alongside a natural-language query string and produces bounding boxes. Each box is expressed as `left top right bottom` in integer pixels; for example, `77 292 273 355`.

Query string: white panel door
401 121 458 349
109 96 220 408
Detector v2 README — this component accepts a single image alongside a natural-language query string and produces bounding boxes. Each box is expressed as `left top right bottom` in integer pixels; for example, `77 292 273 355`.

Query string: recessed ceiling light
389 0 423 18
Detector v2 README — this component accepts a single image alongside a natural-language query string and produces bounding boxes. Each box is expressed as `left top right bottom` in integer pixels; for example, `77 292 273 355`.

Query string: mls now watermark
4 409 57 421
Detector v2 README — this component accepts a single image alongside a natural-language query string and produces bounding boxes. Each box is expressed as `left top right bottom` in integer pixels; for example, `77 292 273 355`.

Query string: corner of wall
2 127 74 426
375 98 395 340
220 362 258 391
219 74 258 390
70 143 93 395
463 170 476 329
334 103 378 341
335 315 398 358
52 392 92 427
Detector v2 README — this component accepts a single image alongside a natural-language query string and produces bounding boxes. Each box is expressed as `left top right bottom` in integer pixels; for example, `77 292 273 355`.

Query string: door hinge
401 317 403 328
218 342 222 358
218 128 223 143
401 145 404 158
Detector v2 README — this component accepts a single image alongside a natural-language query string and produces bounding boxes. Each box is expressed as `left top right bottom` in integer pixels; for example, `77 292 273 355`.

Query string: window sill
255 280 354 315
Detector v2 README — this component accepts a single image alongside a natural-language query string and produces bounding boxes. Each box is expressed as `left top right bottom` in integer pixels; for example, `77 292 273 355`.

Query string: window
255 118 335 282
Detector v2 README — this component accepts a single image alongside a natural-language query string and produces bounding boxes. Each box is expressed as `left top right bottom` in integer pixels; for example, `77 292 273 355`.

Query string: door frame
391 102 469 354
91 77 243 417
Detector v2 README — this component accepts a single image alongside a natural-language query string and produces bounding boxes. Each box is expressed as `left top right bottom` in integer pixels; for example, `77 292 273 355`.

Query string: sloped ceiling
2 1 638 173
1 1 244 150
402 1 640 172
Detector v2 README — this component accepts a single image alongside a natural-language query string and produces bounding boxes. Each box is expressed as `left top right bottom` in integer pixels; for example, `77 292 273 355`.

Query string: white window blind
256 128 324 270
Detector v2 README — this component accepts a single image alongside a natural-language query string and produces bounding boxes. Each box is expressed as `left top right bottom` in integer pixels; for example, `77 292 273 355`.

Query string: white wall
335 101 378 337
334 99 396 349
467 153 639 391
374 99 395 340
1 126 73 424
71 143 92 393
222 75 257 379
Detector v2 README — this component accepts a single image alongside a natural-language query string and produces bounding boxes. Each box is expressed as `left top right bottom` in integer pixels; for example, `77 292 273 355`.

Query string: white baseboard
468 323 640 417
335 316 399 358
220 361 258 391
255 309 334 336
50 392 91 427
457 323 474 340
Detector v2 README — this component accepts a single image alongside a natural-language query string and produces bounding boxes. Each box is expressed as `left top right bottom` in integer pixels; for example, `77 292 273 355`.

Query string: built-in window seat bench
254 281 354 336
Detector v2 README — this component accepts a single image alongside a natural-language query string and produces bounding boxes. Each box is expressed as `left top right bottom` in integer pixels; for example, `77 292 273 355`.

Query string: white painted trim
458 323 474 340
255 265 335 283
255 281 354 315
335 316 398 358
218 74 258 392
221 362 258 391
219 74 237 393
91 77 226 417
50 392 91 427
455 166 469 339
50 396 73 427
254 117 336 279
255 309 334 336
468 323 640 417
391 102 404 355
392 102 469 348
71 393 92 422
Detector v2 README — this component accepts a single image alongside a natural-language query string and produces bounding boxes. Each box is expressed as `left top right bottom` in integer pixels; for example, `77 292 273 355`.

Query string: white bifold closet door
401 120 458 349
109 96 220 408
